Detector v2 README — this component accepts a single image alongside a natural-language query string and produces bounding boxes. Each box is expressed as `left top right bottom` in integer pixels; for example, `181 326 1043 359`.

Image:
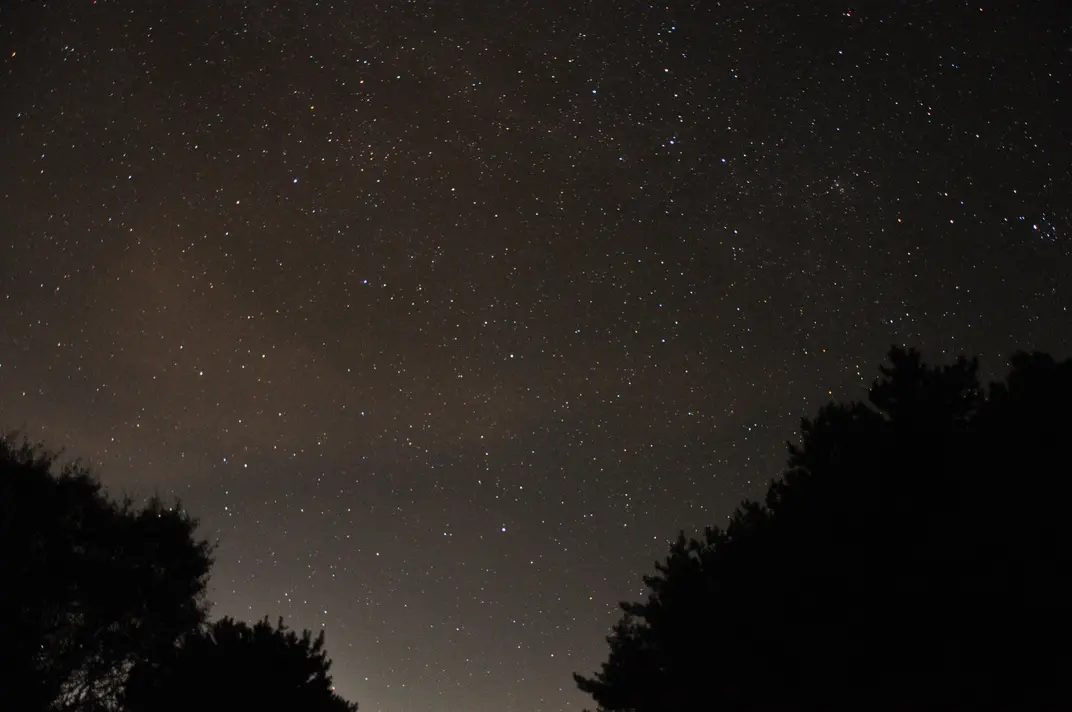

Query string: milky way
1 2 1069 710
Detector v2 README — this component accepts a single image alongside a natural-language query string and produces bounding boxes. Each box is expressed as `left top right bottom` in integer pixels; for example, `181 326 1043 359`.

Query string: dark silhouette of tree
575 347 1072 711
123 616 358 712
0 436 213 711
2 434 360 711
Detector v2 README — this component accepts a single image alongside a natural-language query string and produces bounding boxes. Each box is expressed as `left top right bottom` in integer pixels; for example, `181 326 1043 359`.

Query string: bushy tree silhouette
1 434 360 712
575 347 1072 711
123 616 357 712
0 436 213 711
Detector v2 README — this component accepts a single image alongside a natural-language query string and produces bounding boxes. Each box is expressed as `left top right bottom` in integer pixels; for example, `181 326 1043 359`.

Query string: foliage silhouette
1 435 358 711
0 436 213 711
123 616 357 712
575 347 1072 711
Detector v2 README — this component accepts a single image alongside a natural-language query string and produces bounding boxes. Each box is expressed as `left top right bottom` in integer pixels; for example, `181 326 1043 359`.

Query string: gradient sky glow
1 2 1070 711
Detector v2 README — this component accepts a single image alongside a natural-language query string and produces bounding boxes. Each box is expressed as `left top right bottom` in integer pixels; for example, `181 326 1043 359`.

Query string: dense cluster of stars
1 2 1069 711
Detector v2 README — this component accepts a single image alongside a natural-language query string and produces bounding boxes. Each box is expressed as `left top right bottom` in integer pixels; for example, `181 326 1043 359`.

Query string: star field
1 2 1070 711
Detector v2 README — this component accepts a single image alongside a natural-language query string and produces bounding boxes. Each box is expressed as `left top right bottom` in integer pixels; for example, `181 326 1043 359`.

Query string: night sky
1 1 1070 710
